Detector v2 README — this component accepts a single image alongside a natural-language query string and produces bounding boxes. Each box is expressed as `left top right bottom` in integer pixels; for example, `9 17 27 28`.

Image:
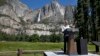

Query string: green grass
22 53 43 56
0 52 42 56
0 41 96 51
0 41 63 56
0 41 96 56
0 42 63 52
88 44 95 51
0 52 16 56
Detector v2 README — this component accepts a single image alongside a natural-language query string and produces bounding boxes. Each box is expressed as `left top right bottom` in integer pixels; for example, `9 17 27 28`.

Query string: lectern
63 28 78 55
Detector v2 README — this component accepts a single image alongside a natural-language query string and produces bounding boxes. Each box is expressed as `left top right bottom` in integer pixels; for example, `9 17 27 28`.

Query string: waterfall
37 10 41 22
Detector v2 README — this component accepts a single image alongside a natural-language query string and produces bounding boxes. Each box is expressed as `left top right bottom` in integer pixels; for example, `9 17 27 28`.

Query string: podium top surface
67 28 79 32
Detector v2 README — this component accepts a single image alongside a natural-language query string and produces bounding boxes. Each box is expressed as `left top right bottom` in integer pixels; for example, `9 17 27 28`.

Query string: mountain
36 0 65 23
0 0 75 35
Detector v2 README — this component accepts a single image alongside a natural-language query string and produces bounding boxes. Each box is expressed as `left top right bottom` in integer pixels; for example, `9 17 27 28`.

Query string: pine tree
83 0 89 39
97 0 100 27
90 0 98 41
90 0 99 52
74 0 100 52
75 0 89 39
97 0 100 41
75 0 84 38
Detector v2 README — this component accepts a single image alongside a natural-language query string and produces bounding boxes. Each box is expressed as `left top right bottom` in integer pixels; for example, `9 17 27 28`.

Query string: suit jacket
63 28 72 37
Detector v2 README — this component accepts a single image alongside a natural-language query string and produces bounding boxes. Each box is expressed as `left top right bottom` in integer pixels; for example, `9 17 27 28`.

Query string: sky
21 0 77 10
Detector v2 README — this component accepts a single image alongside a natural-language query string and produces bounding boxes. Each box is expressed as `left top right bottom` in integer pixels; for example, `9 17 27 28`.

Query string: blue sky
21 0 77 10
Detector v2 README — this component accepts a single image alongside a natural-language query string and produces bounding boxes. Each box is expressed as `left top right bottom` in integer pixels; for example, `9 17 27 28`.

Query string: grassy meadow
0 41 96 56
0 42 63 51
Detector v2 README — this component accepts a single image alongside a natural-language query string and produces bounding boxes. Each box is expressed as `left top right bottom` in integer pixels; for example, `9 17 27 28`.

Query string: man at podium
61 20 72 54
61 19 78 54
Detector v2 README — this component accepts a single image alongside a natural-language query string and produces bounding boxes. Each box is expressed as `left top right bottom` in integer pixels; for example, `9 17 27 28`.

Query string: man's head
64 19 68 26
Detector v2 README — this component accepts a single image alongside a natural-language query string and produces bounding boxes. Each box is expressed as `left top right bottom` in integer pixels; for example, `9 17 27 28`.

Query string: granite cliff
0 0 75 35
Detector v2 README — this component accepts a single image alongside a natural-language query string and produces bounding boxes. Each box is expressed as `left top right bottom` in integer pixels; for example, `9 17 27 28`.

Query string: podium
63 28 78 55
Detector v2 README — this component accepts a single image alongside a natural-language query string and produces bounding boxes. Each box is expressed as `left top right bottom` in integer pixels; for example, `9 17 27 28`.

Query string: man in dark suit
61 20 71 54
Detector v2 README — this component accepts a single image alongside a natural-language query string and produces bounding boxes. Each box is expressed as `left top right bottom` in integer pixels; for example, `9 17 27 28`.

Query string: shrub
29 34 40 42
40 35 50 42
49 34 63 42
0 31 63 42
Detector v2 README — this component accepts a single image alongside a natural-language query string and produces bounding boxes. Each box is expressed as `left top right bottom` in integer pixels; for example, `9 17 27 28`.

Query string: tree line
75 0 100 52
0 31 63 42
75 0 100 41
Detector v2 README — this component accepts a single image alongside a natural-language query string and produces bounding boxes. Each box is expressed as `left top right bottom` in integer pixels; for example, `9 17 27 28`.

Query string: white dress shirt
61 25 70 32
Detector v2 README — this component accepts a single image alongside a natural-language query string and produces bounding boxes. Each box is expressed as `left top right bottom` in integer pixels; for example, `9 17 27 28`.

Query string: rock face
36 0 65 23
0 0 75 35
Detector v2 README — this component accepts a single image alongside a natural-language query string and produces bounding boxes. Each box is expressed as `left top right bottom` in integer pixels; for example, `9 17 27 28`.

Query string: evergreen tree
75 0 89 39
90 0 99 52
75 0 84 38
90 0 98 41
97 0 100 27
83 0 89 39
97 0 100 41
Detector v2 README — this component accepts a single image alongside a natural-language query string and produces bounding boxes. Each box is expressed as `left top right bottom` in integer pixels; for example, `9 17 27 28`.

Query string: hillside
0 0 75 35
